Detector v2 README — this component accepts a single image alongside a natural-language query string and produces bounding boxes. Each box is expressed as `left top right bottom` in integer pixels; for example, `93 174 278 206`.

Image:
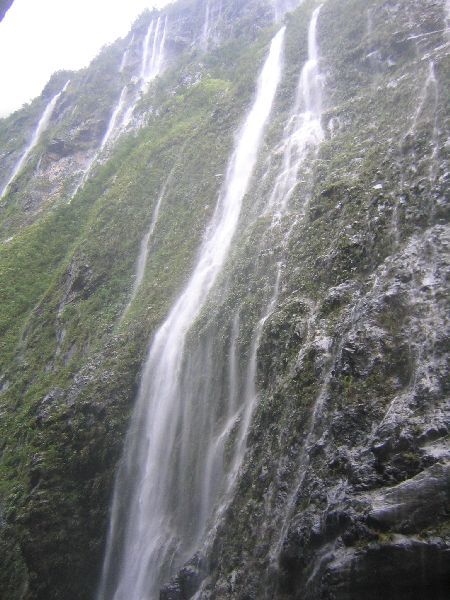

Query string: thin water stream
266 4 324 218
121 155 182 321
72 17 168 199
1 80 70 199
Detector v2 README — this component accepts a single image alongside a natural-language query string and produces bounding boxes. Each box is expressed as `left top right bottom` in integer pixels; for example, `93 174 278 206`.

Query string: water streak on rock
266 4 324 218
1 80 70 199
120 159 180 321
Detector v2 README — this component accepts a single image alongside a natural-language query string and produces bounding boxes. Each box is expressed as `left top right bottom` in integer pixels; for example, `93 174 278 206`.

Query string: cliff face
0 1 448 599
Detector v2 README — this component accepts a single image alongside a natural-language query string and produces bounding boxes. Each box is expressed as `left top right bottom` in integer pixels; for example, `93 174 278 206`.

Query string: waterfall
233 3 325 463
235 265 282 458
266 4 323 218
119 34 135 73
71 43 131 195
98 26 285 600
142 16 167 90
72 17 168 199
210 4 324 572
1 80 70 199
392 61 439 245
120 157 181 321
97 17 168 154
445 0 450 39
200 1 223 49
200 0 225 51
146 17 162 85
140 19 155 82
122 16 168 128
213 9 325 564
201 1 211 51
100 86 128 152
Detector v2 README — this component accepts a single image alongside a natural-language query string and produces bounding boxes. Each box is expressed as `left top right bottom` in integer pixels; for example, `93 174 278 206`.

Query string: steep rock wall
0 0 448 598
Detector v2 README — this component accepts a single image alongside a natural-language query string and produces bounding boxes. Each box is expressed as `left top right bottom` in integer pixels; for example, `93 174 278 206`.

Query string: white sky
0 0 171 117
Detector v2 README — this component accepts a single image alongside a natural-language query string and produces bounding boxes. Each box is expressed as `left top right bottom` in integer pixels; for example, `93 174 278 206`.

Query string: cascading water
266 4 324 218
100 86 128 152
98 26 285 600
231 2 325 546
121 156 181 321
98 38 142 152
201 1 211 51
122 16 168 128
446 0 450 39
119 34 135 73
200 0 224 51
72 17 168 198
144 17 167 88
0 80 70 199
171 10 326 597
392 60 439 245
72 49 130 194
140 20 155 81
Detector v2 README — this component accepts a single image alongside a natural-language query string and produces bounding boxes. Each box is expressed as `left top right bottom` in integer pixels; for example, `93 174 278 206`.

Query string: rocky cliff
0 0 448 599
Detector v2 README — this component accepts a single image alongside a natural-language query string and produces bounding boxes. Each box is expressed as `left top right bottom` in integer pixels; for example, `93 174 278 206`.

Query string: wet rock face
321 537 450 600
0 0 448 598
368 463 450 533
249 228 449 600
176 0 450 598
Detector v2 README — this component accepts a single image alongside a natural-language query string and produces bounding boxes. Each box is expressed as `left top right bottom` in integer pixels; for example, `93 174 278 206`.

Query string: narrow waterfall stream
1 80 70 199
201 1 211 51
267 3 324 217
119 34 135 73
122 16 168 128
140 16 168 90
200 0 223 50
99 86 128 152
140 20 156 81
73 16 168 198
121 155 182 321
98 27 286 600
233 0 325 553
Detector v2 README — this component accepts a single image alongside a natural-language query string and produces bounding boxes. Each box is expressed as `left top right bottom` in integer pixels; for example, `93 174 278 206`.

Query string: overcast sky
0 0 171 117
